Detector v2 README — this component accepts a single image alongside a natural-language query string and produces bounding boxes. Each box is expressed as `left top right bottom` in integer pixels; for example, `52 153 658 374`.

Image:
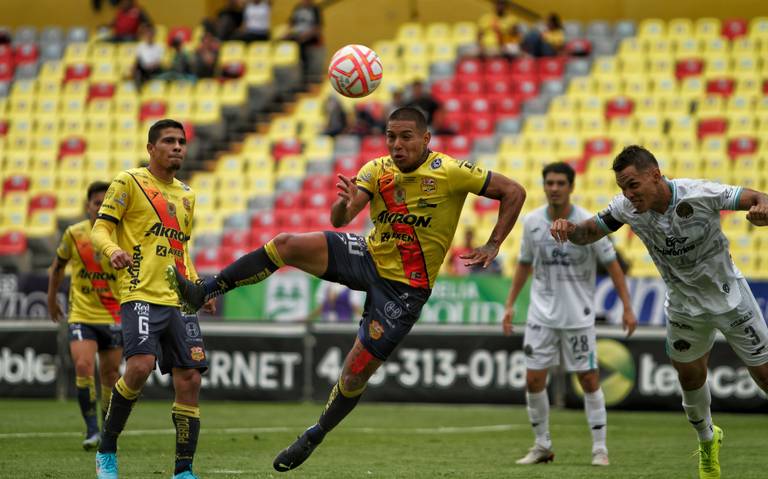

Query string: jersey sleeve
97 171 133 224
355 159 379 198
694 180 743 212
184 195 199 282
595 194 629 233
592 236 618 265
447 159 492 196
517 216 534 264
55 227 73 261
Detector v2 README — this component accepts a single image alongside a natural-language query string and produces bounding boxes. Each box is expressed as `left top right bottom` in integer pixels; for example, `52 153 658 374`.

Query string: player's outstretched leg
166 240 284 311
697 425 723 479
273 427 323 472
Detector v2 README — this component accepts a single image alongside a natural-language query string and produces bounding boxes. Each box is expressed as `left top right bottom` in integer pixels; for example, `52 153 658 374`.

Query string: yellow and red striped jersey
56 219 120 324
356 151 491 289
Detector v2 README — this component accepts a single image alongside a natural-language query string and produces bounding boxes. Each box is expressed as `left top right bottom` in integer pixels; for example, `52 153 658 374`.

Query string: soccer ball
328 44 383 98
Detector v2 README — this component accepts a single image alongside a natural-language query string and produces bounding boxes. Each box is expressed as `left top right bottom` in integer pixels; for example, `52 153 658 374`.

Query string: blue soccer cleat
172 468 199 479
96 451 118 479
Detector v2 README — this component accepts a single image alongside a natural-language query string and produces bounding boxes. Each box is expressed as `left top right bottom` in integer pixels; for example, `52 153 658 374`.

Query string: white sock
526 390 551 449
584 388 607 452
682 383 714 442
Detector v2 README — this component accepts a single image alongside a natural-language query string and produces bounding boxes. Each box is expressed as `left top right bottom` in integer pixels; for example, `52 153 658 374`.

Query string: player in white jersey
502 162 636 467
551 145 768 479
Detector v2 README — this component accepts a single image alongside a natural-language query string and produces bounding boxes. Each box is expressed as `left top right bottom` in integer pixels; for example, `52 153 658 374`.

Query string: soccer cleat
273 430 322 472
82 432 100 451
172 468 199 479
591 448 610 466
515 444 555 465
166 265 206 313
696 425 723 479
96 452 118 479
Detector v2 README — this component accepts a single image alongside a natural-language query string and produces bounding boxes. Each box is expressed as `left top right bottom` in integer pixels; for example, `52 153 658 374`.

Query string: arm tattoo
569 221 605 245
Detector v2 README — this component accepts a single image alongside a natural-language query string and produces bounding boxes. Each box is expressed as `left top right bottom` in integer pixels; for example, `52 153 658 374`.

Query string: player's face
148 128 186 173
85 191 105 224
615 165 662 213
543 172 573 207
386 120 430 172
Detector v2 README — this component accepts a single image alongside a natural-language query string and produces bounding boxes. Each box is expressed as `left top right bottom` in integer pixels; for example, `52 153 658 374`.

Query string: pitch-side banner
0 327 58 397
562 331 768 412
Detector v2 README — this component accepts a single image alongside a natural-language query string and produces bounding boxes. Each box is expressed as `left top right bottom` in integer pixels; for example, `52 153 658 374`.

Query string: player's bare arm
330 174 371 227
460 173 526 268
604 259 637 337
551 217 608 245
501 262 532 336
738 188 768 226
46 256 68 323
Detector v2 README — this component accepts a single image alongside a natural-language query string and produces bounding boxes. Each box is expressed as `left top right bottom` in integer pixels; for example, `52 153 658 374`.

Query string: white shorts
522 322 597 372
666 278 768 366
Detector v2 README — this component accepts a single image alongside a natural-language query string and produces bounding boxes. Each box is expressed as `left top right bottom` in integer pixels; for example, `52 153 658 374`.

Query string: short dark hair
387 106 428 133
87 181 110 201
612 145 659 173
542 161 575 185
148 119 185 144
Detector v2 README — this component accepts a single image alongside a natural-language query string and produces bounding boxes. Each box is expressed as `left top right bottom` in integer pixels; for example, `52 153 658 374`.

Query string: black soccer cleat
165 265 206 313
273 430 321 472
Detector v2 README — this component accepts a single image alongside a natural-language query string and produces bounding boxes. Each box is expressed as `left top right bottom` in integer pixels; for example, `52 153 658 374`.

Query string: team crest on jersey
190 346 205 361
675 201 694 219
430 158 442 169
369 320 384 340
182 198 191 211
395 187 406 204
115 192 127 206
421 177 436 194
167 202 177 217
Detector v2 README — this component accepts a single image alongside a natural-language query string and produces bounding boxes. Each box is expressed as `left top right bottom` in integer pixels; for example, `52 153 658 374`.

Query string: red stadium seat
250 210 276 230
721 18 747 40
490 95 522 118
513 78 539 101
221 61 245 79
430 79 456 102
3 175 30 195
88 82 115 101
483 57 510 77
474 196 499 214
511 57 537 80
303 174 334 192
537 57 565 81
456 58 483 80
168 26 192 45
14 43 38 65
763 79 768 96
467 113 495 139
697 117 727 138
360 135 387 157
457 77 484 96
0 120 8 136
276 209 306 232
485 76 512 96
675 58 704 80
605 96 635 119
194 249 224 273
584 138 614 161
0 45 11 62
468 97 491 114
182 121 195 142
219 246 249 266
59 137 87 157
706 78 735 97
272 138 302 160
0 60 14 82
304 208 331 229
250 227 277 248
28 193 56 213
335 155 362 177
565 38 591 56
727 137 757 159
139 100 167 121
441 94 464 114
443 134 472 159
274 192 301 211
0 231 27 256
65 63 91 82
220 229 250 250
302 190 334 209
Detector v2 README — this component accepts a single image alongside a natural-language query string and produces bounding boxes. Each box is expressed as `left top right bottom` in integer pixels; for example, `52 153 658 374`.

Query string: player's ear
146 142 154 156
423 129 431 147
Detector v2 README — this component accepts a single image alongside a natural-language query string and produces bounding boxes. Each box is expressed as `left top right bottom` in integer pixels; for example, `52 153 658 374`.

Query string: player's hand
550 218 576 243
502 307 515 336
336 174 358 207
202 298 216 314
622 308 638 338
48 297 63 323
109 249 131 269
746 203 768 226
460 242 499 269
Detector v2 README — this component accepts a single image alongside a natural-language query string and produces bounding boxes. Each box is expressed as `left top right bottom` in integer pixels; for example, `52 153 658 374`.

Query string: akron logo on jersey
675 201 694 219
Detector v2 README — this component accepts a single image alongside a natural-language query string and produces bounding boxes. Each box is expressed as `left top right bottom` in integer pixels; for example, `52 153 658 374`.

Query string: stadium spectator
93 120 215 479
385 88 406 118
166 106 527 472
134 25 165 85
47 181 123 452
161 37 195 81
521 12 564 57
194 32 220 79
203 0 244 40
431 108 458 136
503 162 636 466
406 80 440 126
551 145 768 479
322 95 347 137
283 0 323 80
109 0 152 43
237 0 271 42
478 0 518 57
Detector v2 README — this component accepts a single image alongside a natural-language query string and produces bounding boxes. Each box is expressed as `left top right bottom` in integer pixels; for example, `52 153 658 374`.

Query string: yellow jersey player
47 181 122 451
92 119 214 479
167 107 527 472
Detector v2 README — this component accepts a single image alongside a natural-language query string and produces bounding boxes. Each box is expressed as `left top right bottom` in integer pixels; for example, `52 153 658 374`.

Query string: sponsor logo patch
384 301 403 319
675 201 694 219
430 158 442 169
421 177 436 193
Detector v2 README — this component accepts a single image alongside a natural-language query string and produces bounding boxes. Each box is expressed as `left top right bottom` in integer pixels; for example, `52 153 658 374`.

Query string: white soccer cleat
516 444 555 465
591 448 610 466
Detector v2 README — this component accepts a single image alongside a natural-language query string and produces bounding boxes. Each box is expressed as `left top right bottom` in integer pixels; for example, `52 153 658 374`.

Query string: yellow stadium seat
38 61 64 82
452 21 477 47
272 41 299 67
549 116 579 134
635 113 664 135
667 18 693 39
644 38 672 59
638 18 665 38
608 117 635 135
426 22 451 47
275 154 306 179
566 77 594 99
701 154 730 183
140 80 167 102
648 56 674 76
619 57 647 76
549 96 578 114
63 42 89 65
679 77 705 102
579 114 605 135
397 22 423 44
527 135 556 155
727 114 756 136
167 98 192 120
618 38 644 59
652 75 678 100
429 42 456 63
555 135 583 159
304 135 333 161
731 168 763 192
633 96 660 114
242 134 271 156
219 41 246 64
593 57 619 79
622 75 650 96
267 116 297 142
193 98 221 125
215 154 243 175
91 61 118 83
245 58 273 86
247 41 271 61
695 18 721 40
697 95 724 116
167 80 195 101
672 37 700 60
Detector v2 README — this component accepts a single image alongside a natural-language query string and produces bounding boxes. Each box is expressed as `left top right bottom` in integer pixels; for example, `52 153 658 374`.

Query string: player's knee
525 376 546 392
126 357 155 382
339 373 366 395
577 370 600 393
272 232 296 260
74 359 94 376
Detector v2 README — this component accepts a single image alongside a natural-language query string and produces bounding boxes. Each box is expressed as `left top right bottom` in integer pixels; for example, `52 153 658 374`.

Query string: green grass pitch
0 399 765 478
